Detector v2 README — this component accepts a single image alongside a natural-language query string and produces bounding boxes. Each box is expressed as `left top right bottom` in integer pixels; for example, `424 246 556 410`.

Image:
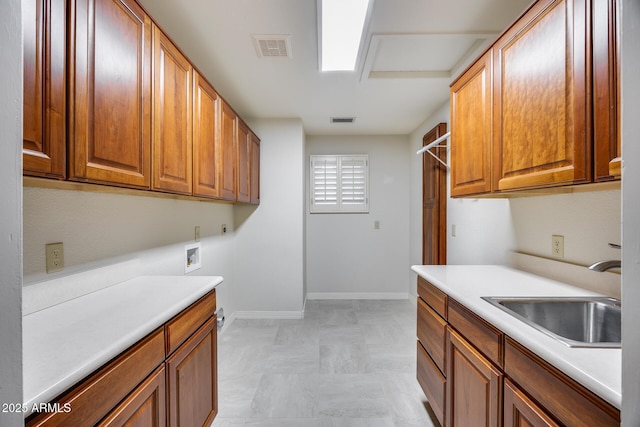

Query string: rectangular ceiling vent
252 35 292 58
331 117 356 124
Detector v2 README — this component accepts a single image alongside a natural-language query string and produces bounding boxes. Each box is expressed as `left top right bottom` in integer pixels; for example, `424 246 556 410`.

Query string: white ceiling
137 0 532 135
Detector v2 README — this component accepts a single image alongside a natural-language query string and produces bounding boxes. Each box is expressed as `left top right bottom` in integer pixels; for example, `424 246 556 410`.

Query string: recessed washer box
184 242 202 274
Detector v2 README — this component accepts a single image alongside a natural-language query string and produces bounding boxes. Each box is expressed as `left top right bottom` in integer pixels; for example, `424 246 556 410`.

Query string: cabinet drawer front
417 276 447 319
27 328 165 427
448 299 503 367
417 297 447 374
505 337 620 426
417 341 445 426
165 289 216 355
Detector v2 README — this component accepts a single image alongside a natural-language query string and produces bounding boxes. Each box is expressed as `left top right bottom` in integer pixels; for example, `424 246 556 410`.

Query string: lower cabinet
26 290 217 427
415 278 620 427
167 316 218 427
503 378 559 427
446 327 502 427
97 366 167 427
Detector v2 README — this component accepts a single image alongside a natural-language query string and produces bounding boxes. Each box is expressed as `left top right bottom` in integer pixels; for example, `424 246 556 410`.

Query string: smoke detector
252 35 292 58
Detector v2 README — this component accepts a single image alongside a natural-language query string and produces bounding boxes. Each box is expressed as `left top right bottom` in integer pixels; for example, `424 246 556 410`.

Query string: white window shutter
310 154 369 213
311 156 339 212
340 156 368 212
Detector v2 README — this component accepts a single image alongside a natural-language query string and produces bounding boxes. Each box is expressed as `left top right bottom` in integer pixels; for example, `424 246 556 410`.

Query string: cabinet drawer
417 276 447 319
505 337 620 426
417 297 447 374
417 341 445 426
165 289 216 355
448 298 504 367
27 328 165 427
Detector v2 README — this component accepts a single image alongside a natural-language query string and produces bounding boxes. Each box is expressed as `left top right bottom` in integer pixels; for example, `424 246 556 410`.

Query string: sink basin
481 296 621 348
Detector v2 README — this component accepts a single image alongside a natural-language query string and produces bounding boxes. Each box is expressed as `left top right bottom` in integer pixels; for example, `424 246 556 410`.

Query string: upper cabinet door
69 0 152 189
152 24 193 195
250 132 260 205
450 51 493 197
220 101 237 201
593 0 620 180
492 0 590 191
193 72 221 199
23 0 66 179
236 120 251 203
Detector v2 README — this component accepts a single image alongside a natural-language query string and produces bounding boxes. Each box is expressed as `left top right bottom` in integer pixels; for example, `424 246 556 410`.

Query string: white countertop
411 265 621 409
23 275 223 416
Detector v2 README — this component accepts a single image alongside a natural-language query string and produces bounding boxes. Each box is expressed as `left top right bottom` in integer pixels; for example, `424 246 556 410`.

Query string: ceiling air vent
331 117 356 124
252 35 292 58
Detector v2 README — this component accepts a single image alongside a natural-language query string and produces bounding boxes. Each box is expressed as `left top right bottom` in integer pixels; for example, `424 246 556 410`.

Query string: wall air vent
252 35 292 58
331 117 356 124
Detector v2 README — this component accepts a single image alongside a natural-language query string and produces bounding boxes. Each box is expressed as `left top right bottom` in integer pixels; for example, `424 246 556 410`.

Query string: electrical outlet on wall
46 242 64 273
552 235 564 258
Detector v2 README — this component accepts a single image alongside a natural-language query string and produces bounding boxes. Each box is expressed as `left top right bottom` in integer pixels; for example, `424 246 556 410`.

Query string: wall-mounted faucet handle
608 243 622 249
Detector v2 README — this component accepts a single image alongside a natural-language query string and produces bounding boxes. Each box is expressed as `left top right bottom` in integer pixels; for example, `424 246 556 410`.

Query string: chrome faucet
588 243 621 272
588 260 621 272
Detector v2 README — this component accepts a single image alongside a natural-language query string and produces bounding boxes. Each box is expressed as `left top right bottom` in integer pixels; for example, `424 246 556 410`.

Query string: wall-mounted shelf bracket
416 131 451 169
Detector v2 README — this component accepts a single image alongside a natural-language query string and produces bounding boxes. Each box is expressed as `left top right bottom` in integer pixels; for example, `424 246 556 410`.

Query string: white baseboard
306 292 409 300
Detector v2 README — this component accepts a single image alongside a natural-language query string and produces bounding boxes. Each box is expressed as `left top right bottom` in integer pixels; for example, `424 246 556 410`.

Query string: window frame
309 154 369 213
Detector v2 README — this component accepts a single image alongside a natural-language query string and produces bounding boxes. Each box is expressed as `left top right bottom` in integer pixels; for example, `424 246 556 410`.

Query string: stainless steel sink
481 296 621 348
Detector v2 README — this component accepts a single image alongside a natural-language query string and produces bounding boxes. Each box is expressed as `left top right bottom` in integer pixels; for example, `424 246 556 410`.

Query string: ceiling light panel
319 0 372 71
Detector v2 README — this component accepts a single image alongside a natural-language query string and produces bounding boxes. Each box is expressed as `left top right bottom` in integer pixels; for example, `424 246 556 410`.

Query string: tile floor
211 299 438 427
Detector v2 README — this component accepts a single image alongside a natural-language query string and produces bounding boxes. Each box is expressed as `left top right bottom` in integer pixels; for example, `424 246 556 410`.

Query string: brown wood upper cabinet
220 101 238 201
236 120 251 203
27 0 261 205
23 0 66 179
250 131 261 205
193 72 222 199
493 0 590 191
152 24 193 195
68 0 152 189
450 0 620 196
593 0 621 180
450 51 493 197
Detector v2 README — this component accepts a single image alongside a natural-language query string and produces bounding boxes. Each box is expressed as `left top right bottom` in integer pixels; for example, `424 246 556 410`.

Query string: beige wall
510 190 621 266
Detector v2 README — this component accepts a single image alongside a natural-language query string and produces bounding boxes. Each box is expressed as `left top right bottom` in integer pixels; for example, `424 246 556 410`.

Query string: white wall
0 0 23 425
23 188 239 319
233 119 306 314
306 135 411 297
510 190 622 265
621 0 640 423
409 102 515 295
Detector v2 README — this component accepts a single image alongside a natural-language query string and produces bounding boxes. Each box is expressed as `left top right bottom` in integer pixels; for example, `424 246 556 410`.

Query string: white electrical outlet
552 235 564 258
46 242 64 273
221 224 227 234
